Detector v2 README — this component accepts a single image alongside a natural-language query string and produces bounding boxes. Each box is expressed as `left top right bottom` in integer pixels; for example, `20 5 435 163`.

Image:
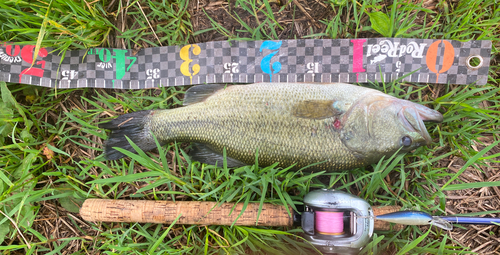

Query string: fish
370 54 387 64
375 211 453 230
99 83 443 171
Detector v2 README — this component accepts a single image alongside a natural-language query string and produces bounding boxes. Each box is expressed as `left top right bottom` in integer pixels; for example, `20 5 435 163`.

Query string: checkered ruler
0 38 491 89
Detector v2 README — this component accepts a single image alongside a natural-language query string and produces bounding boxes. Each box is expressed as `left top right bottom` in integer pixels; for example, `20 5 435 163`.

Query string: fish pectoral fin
189 143 247 168
183 84 229 106
292 100 342 119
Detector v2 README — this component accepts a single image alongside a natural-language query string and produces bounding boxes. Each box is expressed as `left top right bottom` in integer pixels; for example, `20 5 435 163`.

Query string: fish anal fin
183 84 228 106
292 100 342 119
189 143 246 168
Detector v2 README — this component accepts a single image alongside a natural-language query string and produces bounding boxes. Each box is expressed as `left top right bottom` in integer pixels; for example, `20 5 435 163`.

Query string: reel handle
80 199 403 230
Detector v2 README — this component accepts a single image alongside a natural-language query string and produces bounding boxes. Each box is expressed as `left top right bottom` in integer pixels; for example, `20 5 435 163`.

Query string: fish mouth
412 103 444 123
399 104 443 145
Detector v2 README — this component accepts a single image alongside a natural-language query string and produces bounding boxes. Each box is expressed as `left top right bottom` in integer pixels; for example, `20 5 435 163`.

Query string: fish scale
100 83 443 171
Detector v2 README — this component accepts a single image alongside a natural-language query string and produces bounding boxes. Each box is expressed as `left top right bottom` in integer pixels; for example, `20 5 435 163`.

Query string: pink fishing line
315 211 344 235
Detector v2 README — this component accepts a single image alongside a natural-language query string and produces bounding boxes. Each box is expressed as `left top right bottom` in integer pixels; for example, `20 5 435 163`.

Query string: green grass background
0 0 499 254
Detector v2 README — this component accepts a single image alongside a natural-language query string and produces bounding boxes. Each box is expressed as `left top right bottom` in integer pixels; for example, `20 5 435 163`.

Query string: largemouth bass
99 83 443 171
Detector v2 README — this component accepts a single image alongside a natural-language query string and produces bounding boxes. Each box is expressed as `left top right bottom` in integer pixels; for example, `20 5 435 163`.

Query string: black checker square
480 48 490 58
305 46 314 56
446 74 457 84
457 66 468 75
321 63 331 74
222 47 231 56
331 73 340 82
339 64 349 73
466 75 479 85
478 66 488 75
145 54 153 63
66 49 77 59
339 46 351 56
287 46 297 56
296 55 305 65
95 70 105 79
296 73 304 82
348 73 358 83
404 63 413 72
322 47 331 56
278 73 287 82
459 48 471 57
331 56 340 64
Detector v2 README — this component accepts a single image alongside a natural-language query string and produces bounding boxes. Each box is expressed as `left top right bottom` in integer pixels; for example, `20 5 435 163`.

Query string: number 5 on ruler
19 45 48 80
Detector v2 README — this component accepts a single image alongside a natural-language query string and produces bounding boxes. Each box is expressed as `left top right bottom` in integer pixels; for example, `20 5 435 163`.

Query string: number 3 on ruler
180 44 201 84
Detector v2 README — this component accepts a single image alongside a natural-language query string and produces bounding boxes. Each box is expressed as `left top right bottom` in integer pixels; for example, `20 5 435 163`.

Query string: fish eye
401 136 412 147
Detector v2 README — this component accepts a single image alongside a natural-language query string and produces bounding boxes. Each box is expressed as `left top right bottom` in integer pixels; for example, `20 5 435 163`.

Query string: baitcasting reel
300 189 374 254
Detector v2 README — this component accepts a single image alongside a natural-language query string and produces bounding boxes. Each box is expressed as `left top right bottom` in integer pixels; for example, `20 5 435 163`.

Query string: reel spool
301 189 374 255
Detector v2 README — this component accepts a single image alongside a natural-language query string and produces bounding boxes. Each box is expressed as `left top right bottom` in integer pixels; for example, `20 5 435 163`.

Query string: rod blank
440 216 500 225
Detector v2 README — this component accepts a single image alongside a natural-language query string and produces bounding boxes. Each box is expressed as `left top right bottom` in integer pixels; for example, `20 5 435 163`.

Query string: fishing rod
80 189 500 254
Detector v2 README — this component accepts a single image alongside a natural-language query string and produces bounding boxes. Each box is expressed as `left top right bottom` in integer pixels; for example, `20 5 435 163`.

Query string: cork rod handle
80 199 403 230
80 199 293 226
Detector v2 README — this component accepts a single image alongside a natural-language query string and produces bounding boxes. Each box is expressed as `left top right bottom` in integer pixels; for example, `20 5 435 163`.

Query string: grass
1 0 500 254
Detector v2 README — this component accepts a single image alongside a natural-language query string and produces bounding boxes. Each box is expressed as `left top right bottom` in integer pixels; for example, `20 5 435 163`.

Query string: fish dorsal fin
183 84 228 106
189 143 247 168
292 100 343 119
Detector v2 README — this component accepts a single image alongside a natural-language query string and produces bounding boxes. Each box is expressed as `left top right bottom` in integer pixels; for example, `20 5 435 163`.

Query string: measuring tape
0 38 491 89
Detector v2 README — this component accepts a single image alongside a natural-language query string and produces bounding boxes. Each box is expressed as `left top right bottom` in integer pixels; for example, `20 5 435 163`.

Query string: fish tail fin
99 110 157 160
